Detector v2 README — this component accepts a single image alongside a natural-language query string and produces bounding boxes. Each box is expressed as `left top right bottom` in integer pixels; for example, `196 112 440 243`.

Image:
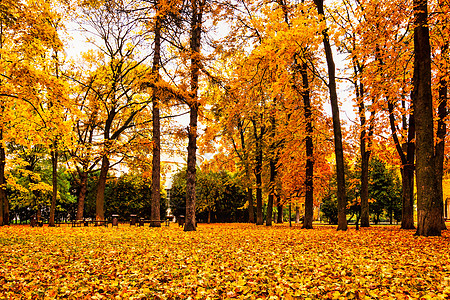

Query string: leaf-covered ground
1 224 450 299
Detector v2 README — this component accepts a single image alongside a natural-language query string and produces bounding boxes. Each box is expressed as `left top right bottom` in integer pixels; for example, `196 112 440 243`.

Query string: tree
314 0 347 231
75 0 153 221
0 0 67 226
414 0 441 236
150 0 163 227
184 0 205 231
368 159 402 224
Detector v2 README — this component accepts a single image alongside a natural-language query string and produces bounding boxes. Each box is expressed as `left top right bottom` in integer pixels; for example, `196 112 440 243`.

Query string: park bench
71 220 83 227
136 218 171 227
30 219 44 227
71 220 109 227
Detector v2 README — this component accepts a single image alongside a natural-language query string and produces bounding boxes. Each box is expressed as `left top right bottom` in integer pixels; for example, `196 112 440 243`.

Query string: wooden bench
138 219 171 227
71 220 109 227
72 220 83 227
93 220 108 227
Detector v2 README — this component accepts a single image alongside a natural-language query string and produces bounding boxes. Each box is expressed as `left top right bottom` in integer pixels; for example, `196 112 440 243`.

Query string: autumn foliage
1 224 450 299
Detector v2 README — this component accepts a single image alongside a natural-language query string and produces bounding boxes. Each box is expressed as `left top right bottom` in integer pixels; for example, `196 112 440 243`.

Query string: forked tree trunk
314 0 347 231
414 0 441 236
76 171 88 221
237 121 255 223
356 81 372 228
150 3 162 227
388 98 415 229
95 155 109 221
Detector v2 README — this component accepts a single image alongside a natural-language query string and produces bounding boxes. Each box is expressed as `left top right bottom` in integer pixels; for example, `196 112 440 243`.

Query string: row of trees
1 0 449 235
199 0 449 236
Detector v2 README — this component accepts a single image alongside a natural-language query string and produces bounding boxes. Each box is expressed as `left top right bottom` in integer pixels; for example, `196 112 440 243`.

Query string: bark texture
150 4 162 227
414 0 441 236
301 62 314 229
254 121 264 225
95 155 109 221
184 0 204 231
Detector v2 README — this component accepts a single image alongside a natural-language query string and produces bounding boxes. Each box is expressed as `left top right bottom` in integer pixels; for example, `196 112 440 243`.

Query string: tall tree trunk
301 62 314 229
314 0 347 231
403 110 416 229
356 81 372 228
435 40 448 230
239 123 254 223
150 4 162 227
0 128 5 226
95 155 109 221
0 127 6 226
253 121 264 225
49 147 58 226
184 0 204 231
185 102 198 231
414 0 441 236
266 160 276 226
76 171 88 221
266 109 278 227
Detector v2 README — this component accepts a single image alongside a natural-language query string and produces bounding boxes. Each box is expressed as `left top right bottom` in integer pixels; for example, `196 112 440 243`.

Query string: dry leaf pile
1 224 449 299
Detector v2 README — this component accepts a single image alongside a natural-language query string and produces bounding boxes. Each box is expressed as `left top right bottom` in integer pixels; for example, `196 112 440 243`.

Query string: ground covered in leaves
1 223 450 299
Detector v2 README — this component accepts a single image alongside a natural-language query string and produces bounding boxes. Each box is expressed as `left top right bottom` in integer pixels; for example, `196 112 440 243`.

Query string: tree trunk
266 160 276 226
185 102 198 231
389 98 415 229
301 62 314 229
357 83 372 228
414 0 441 236
295 206 300 223
246 161 254 223
76 171 88 221
314 0 347 231
247 187 254 223
0 128 6 226
150 6 162 227
95 155 109 221
277 203 283 223
435 40 448 230
237 120 254 223
49 147 58 226
184 0 204 232
401 164 415 229
254 124 264 225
